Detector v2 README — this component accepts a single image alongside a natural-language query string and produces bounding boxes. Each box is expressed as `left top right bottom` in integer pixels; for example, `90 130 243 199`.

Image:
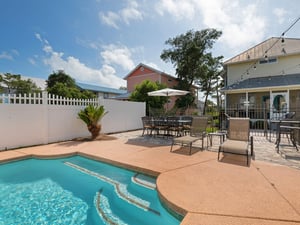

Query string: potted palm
78 104 108 140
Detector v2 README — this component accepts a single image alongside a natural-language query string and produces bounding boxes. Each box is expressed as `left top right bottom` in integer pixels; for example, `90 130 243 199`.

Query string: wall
0 93 145 150
227 54 300 86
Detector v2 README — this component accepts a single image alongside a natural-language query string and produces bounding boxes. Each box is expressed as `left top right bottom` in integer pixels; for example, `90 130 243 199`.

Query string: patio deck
0 130 300 225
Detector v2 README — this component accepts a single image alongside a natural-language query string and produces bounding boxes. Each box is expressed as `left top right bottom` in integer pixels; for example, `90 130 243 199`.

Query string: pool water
0 156 181 225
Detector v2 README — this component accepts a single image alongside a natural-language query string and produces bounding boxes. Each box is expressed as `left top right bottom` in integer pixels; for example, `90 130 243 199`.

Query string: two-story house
222 37 300 119
123 63 183 109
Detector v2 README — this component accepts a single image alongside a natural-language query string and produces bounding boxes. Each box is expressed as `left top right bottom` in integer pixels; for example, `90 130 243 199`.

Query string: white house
222 37 300 119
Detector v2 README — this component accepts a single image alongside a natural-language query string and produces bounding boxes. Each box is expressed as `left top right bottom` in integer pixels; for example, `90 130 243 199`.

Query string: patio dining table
271 120 300 152
151 117 192 137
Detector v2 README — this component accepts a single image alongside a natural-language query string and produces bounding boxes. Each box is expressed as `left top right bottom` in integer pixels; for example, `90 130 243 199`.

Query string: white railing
0 92 145 150
0 92 99 106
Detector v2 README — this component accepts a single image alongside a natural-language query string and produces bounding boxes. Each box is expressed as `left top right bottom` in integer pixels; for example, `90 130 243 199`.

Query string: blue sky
1 0 300 89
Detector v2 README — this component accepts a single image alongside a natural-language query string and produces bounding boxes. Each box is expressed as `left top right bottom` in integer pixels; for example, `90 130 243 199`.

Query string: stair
64 161 159 214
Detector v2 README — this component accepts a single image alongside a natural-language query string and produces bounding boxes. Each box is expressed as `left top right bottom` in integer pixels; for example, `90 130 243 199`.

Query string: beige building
223 37 300 119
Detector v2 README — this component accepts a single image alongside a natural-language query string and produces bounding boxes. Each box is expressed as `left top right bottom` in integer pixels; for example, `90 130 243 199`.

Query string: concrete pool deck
1 130 300 225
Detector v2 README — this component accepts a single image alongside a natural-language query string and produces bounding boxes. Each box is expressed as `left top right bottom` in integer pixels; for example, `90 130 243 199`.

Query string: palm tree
78 105 108 139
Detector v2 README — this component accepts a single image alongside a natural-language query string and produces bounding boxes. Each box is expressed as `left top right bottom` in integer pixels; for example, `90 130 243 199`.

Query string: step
64 161 159 214
94 188 128 225
132 173 156 190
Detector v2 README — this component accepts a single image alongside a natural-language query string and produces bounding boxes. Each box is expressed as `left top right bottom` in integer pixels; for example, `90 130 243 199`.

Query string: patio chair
218 117 253 165
167 116 183 136
170 116 208 155
141 116 154 136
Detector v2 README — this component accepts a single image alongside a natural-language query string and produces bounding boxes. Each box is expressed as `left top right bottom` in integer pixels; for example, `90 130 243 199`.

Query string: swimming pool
0 156 181 225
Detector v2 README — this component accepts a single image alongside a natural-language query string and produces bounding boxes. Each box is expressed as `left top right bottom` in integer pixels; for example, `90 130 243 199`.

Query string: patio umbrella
147 88 189 97
148 88 189 112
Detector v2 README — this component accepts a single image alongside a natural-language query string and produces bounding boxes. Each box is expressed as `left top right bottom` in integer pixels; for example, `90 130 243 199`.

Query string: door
270 92 289 119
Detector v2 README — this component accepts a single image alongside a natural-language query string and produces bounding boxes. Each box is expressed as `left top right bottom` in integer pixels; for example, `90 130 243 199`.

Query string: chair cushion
173 136 201 144
220 140 249 154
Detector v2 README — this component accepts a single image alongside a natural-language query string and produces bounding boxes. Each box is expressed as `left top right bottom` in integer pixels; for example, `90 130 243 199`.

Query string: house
0 75 126 100
222 37 300 119
123 63 198 110
76 82 126 99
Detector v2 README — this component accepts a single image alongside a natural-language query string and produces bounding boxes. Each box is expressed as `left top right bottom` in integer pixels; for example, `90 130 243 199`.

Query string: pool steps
95 188 128 225
64 162 160 219
132 173 156 190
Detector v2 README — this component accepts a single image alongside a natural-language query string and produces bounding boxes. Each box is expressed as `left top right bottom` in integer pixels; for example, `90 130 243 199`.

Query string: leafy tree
46 71 96 99
129 80 167 115
198 55 224 114
78 105 108 139
119 86 127 90
160 29 223 113
47 70 76 89
0 73 41 94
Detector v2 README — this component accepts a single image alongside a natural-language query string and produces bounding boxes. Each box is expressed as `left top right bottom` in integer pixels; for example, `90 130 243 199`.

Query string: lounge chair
170 117 208 155
218 117 253 165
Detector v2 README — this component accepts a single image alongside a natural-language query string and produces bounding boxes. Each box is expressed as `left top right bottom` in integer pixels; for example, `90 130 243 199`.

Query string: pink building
124 63 181 109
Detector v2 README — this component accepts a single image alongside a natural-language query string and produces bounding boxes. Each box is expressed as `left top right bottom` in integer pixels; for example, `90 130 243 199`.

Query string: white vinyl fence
0 92 145 150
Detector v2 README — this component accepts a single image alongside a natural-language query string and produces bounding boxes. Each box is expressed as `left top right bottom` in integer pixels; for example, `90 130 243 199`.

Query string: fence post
42 91 49 144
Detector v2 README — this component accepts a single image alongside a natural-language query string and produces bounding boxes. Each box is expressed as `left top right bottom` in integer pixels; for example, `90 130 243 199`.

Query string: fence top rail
0 92 99 106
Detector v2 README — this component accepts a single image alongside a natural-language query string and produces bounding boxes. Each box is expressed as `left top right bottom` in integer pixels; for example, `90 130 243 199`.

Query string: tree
160 29 223 113
129 80 167 116
47 70 76 89
0 73 41 94
78 105 108 139
46 71 96 99
198 55 224 114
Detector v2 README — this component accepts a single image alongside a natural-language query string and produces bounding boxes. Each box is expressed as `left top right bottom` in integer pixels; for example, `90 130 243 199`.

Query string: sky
0 0 300 89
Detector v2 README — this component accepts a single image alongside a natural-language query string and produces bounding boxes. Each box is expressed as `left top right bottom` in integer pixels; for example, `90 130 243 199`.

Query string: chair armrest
250 136 253 156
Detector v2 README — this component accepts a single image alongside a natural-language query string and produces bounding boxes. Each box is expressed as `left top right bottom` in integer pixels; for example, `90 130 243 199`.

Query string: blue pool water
0 156 181 225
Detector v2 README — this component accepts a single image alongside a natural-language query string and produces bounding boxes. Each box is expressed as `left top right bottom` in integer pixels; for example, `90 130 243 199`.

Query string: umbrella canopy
148 88 189 97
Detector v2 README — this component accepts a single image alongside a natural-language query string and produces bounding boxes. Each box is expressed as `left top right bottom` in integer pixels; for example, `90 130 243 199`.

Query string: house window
103 93 109 99
168 79 172 82
259 57 277 64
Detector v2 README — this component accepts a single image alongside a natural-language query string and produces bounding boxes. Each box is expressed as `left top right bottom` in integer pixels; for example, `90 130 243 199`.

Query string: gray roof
223 73 300 91
76 82 127 95
224 37 300 65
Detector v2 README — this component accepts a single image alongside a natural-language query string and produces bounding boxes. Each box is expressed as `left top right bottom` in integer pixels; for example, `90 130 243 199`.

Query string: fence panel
0 92 145 150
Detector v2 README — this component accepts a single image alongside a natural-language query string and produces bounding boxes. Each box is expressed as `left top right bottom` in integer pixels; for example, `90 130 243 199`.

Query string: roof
223 73 300 91
123 63 176 80
110 92 131 100
76 82 127 95
224 37 300 65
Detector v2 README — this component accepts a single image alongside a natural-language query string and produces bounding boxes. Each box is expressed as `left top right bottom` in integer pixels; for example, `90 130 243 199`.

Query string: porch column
244 92 249 117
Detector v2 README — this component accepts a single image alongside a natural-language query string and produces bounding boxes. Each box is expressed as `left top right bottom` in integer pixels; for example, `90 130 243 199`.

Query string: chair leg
170 142 174 152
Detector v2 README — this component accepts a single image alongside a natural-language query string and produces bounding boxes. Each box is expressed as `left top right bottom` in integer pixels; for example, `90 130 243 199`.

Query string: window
103 93 109 99
259 57 277 64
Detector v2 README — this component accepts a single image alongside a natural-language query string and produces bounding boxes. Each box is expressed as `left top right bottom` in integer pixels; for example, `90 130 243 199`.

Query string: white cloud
99 11 120 29
155 0 196 20
0 51 13 60
273 8 287 25
35 34 126 88
155 0 266 51
101 44 135 71
28 58 36 65
99 0 143 28
121 0 143 24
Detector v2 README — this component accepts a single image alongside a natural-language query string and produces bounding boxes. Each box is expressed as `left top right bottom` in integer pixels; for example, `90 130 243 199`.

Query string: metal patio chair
218 117 253 165
170 116 208 155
